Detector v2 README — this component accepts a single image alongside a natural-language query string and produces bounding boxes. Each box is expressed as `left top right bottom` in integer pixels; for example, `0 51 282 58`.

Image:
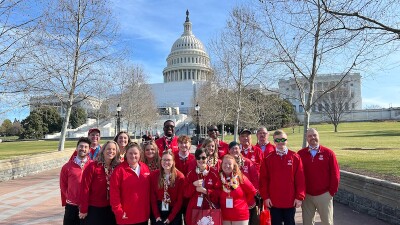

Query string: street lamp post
116 103 122 134
185 122 189 135
195 103 200 145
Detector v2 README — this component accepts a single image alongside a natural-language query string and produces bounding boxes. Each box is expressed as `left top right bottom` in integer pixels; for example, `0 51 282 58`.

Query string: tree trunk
334 123 338 132
302 110 311 148
234 109 240 142
221 122 225 141
58 100 73 151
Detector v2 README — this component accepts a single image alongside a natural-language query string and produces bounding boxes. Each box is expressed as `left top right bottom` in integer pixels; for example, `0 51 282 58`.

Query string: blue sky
111 0 400 108
3 0 400 121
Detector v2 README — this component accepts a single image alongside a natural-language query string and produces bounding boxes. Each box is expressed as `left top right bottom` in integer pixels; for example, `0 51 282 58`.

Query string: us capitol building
149 10 213 114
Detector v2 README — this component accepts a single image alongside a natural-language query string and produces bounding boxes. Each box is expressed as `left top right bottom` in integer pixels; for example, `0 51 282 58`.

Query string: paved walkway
0 168 390 225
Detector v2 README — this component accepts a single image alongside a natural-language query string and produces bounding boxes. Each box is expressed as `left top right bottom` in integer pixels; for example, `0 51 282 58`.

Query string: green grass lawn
0 140 77 160
222 121 400 183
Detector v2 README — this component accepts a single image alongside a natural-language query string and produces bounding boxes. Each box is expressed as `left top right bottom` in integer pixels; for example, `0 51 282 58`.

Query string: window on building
352 103 355 109
350 83 353 86
345 102 349 111
351 92 354 98
318 103 323 112
299 105 304 113
293 105 296 112
181 102 184 105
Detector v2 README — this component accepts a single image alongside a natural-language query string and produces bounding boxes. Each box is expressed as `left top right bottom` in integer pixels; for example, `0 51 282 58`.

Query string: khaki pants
302 192 334 225
222 220 249 225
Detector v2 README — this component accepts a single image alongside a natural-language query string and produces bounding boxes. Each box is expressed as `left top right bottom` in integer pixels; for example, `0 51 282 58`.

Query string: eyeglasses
208 129 218 132
196 156 207 160
274 138 287 143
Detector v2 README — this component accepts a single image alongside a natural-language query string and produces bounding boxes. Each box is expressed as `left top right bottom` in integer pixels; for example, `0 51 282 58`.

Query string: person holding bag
150 151 185 225
184 148 221 225
219 154 257 225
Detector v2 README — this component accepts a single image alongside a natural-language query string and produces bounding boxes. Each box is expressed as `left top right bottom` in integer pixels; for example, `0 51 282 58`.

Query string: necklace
220 172 239 193
147 159 159 171
162 173 172 203
103 164 114 200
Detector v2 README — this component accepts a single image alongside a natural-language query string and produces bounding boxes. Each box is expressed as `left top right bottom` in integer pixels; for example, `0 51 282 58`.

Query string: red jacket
150 169 185 222
218 175 257 221
156 136 179 156
240 157 259 190
79 161 112 213
241 145 263 171
184 167 221 225
60 158 91 206
256 142 275 158
297 145 340 196
110 161 151 224
217 140 229 158
259 150 305 208
174 152 195 176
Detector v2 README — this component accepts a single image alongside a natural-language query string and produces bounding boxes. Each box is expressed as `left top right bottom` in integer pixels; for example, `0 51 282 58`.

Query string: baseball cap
88 128 100 136
239 128 251 135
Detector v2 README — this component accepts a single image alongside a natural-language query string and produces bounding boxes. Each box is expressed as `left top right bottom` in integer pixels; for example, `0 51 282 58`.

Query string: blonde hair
201 137 219 159
220 154 244 184
158 151 177 189
140 140 160 167
96 141 121 168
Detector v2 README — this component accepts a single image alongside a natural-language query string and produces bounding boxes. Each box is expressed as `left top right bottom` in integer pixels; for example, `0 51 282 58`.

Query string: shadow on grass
345 130 400 137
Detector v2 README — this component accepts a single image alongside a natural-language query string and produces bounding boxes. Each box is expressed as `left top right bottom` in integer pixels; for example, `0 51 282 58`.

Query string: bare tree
210 6 268 141
317 86 354 132
29 0 120 151
117 64 158 137
253 0 387 147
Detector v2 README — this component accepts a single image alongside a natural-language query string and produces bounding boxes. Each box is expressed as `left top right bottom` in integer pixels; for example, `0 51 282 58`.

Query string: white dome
163 10 213 83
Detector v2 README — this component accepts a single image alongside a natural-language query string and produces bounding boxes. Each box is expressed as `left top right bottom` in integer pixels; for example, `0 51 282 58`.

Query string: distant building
278 73 362 113
29 94 101 118
149 10 213 114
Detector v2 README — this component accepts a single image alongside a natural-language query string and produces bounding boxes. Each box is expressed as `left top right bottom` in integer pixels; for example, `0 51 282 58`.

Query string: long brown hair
220 154 244 184
158 151 177 189
96 141 121 168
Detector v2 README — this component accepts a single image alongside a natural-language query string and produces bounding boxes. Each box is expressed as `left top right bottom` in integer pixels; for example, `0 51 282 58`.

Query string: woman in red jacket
219 154 257 225
110 142 151 225
79 140 121 225
141 140 161 172
202 137 222 171
114 131 132 162
184 148 221 225
150 151 185 225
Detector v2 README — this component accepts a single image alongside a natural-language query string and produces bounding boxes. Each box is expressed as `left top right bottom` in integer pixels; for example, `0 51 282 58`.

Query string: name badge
197 195 203 207
162 202 169 211
226 197 233 208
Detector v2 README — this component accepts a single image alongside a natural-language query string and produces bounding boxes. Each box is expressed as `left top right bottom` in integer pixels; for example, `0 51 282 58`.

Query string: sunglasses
274 138 287 143
208 129 218 132
196 156 207 160
165 125 175 129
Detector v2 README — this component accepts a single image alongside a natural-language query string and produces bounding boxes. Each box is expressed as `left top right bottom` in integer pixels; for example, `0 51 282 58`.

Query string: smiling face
273 133 288 151
196 152 207 169
306 129 319 148
239 133 251 147
161 153 174 172
229 144 241 157
76 142 90 159
178 140 191 153
89 131 100 147
222 157 235 175
144 143 156 160
205 141 216 156
126 146 140 167
103 142 117 162
117 133 129 150
207 125 219 139
163 121 175 137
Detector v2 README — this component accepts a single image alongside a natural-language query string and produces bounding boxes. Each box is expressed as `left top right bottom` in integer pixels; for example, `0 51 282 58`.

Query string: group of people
60 120 340 225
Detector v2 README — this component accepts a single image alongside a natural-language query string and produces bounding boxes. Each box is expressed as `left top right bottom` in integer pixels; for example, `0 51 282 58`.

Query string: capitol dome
163 10 213 83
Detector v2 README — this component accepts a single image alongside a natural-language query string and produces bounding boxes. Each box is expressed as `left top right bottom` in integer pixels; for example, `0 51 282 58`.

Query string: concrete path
0 168 390 225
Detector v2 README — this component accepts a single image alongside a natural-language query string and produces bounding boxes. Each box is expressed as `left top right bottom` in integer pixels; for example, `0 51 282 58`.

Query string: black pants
270 207 296 225
84 205 116 225
63 204 83 225
249 206 260 225
150 201 182 225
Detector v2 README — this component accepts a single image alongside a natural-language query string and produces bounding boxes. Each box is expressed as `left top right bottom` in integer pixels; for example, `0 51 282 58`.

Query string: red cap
88 128 100 136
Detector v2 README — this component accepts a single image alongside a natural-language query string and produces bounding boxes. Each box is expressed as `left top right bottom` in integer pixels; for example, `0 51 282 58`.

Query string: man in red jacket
60 137 92 225
155 120 179 156
259 130 305 225
255 127 275 158
297 128 340 225
239 128 263 171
